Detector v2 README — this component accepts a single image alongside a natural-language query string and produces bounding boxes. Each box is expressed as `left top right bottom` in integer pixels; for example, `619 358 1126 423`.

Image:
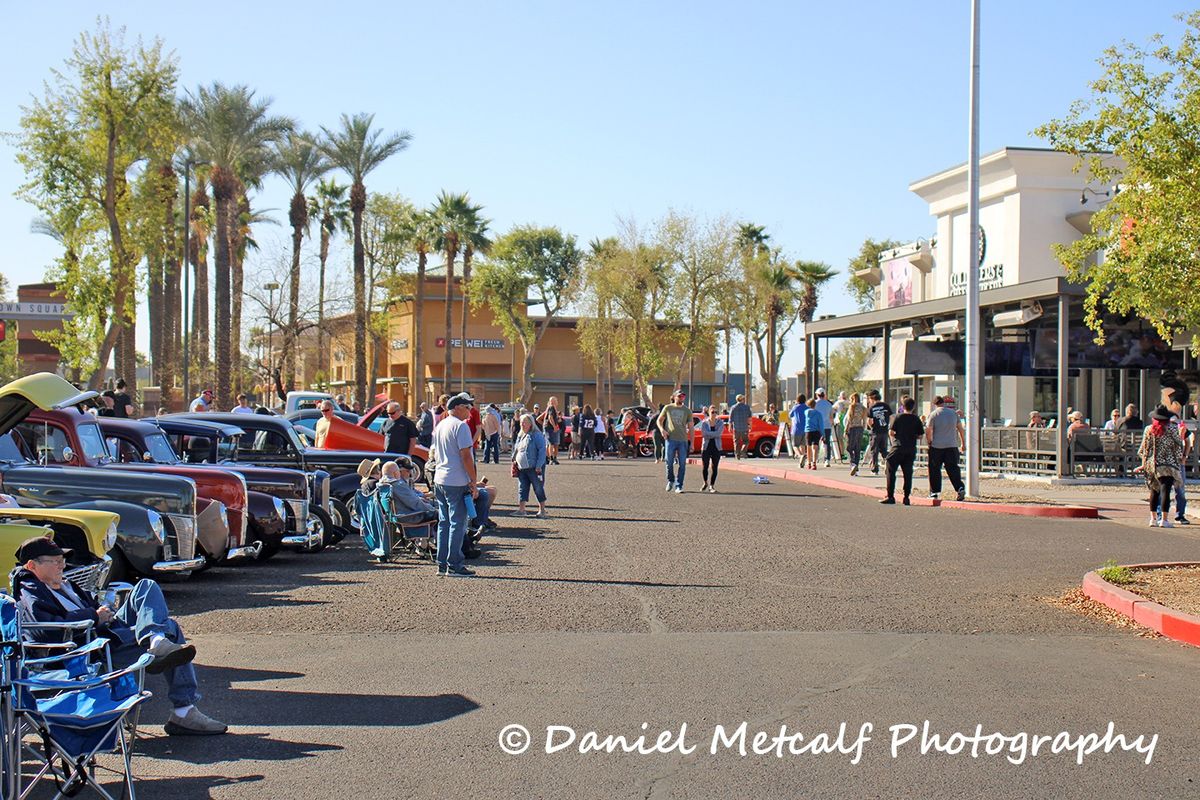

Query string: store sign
435 337 505 349
0 301 71 320
391 338 409 350
949 263 1004 296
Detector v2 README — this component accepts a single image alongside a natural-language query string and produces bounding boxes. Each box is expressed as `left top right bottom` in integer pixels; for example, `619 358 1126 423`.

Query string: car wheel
306 505 333 551
330 498 355 536
755 438 775 458
638 441 654 458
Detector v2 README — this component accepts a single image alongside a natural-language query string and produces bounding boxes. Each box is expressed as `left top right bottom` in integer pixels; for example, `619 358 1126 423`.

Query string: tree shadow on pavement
483 575 731 589
112 774 267 800
136 731 342 764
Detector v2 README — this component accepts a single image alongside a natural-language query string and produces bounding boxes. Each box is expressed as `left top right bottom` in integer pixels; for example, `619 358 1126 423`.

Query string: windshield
0 432 27 463
76 422 112 464
144 432 180 464
218 434 240 462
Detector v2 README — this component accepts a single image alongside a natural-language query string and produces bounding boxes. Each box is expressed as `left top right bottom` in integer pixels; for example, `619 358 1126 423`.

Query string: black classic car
175 412 369 534
0 373 206 580
155 415 335 550
98 417 289 562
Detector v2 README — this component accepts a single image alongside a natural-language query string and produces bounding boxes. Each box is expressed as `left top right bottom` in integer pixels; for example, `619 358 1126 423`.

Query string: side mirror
60 446 75 465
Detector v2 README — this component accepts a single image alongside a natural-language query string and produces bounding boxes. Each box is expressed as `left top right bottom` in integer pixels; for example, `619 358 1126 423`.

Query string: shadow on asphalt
137 731 341 764
128 775 267 799
558 515 679 523
482 575 731 589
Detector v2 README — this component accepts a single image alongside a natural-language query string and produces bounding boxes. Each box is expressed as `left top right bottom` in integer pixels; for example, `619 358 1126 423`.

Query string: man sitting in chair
12 536 228 736
380 458 438 522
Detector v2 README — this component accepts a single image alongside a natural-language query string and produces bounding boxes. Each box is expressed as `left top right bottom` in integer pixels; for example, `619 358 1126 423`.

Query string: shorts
546 429 560 445
806 431 822 445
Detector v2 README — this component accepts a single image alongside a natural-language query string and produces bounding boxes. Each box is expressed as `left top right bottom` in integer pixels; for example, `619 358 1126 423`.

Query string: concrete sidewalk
696 452 1200 527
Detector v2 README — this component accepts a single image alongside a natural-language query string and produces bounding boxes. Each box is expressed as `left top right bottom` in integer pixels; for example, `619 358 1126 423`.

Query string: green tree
735 224 771 406
318 112 412 406
430 191 475 393
308 178 350 379
472 225 582 403
825 339 875 396
458 208 491 393
397 209 437 405
181 82 291 406
845 237 900 312
362 193 416 393
13 21 179 389
272 131 329 390
1035 12 1200 346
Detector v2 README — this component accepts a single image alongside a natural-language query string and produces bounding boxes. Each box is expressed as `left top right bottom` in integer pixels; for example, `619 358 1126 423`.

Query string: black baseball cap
16 536 70 563
447 392 475 410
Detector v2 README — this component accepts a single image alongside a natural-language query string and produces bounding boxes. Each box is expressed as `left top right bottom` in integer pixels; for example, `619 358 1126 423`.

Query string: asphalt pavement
69 458 1200 799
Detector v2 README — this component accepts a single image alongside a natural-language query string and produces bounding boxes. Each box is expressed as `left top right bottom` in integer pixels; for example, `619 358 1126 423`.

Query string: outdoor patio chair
1070 433 1108 476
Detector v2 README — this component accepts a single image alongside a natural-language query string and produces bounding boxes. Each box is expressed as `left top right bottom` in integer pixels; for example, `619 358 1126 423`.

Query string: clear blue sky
0 1 1184 378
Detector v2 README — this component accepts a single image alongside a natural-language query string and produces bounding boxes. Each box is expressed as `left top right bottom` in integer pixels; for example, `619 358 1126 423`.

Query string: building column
804 333 814 396
882 324 891 403
1139 369 1149 417
1056 294 1070 478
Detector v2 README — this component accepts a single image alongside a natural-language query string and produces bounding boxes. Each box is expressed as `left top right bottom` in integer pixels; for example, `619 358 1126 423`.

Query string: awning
856 339 910 383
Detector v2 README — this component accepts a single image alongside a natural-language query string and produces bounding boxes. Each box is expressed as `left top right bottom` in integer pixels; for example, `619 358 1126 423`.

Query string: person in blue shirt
788 394 808 463
804 398 825 469
813 388 835 467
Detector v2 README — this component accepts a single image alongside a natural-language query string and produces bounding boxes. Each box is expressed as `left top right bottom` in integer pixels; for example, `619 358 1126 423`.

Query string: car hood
0 373 98 437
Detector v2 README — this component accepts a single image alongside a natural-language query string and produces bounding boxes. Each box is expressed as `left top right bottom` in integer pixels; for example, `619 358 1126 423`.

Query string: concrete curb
687 457 1100 518
1081 563 1200 648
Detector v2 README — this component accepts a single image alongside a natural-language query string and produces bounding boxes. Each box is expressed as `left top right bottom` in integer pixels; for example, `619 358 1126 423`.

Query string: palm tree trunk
743 332 751 409
287 192 304 392
317 227 330 383
443 243 456 395
211 168 235 407
190 183 211 384
159 163 178 410
351 181 368 408
411 249 426 407
723 327 731 408
460 248 471 393
767 314 778 409
230 191 249 398
367 272 378 403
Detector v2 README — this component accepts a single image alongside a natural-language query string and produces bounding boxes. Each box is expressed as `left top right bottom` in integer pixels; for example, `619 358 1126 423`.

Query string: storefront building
325 266 720 412
804 147 1185 452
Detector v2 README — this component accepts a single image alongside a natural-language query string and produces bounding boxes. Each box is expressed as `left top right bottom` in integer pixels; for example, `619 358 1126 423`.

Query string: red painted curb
1081 563 1200 648
688 458 1098 518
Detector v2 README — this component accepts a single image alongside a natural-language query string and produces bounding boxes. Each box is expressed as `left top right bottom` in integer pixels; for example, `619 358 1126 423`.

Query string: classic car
158 414 334 549
0 373 205 580
23 407 243 569
689 412 778 457
98 417 289 563
286 408 359 426
0 502 119 593
176 411 394 531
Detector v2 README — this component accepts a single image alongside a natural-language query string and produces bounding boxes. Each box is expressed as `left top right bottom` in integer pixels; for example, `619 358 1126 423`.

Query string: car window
109 436 142 463
14 421 71 464
76 422 112 463
0 432 27 463
143 432 180 464
241 429 293 457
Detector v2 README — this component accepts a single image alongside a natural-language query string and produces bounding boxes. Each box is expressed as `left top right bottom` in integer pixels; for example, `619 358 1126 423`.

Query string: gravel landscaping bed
1124 565 1200 618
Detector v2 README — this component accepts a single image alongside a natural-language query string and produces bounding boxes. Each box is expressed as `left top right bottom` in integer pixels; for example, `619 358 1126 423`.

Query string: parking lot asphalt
84 458 1199 799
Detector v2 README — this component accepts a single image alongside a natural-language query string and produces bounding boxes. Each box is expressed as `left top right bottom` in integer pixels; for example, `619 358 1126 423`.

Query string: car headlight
146 509 165 543
104 520 119 551
272 496 286 521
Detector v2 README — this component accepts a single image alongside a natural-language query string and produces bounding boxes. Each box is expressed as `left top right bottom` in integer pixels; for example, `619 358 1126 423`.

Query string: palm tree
401 210 436 406
758 262 795 409
790 260 838 324
318 112 412 407
180 83 292 407
736 223 771 406
308 179 351 384
272 132 329 390
458 204 490 392
431 191 474 394
188 175 213 384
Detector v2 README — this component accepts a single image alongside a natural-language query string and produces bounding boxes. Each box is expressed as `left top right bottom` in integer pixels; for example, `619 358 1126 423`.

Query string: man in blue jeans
657 389 695 493
13 536 227 735
432 392 481 577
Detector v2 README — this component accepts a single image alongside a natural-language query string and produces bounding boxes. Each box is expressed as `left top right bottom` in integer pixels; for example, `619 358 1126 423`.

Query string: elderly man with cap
656 389 695 493
12 536 227 735
430 392 481 576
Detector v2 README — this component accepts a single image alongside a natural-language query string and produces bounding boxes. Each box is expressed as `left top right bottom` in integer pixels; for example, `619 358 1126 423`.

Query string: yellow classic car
0 505 119 593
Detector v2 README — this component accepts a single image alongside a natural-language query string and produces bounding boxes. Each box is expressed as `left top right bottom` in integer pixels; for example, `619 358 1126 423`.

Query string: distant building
13 283 65 375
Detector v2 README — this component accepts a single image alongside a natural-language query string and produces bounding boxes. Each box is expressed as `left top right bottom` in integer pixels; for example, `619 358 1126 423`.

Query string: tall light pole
263 282 280 406
964 0 983 497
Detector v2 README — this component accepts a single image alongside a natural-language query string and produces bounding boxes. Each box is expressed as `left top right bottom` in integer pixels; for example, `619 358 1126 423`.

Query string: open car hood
0 373 98 437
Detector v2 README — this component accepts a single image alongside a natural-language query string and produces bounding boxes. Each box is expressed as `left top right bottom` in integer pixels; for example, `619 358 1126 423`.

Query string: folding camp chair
377 488 436 562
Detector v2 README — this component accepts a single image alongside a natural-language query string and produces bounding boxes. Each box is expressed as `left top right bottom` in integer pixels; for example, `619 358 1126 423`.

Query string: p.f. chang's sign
435 337 505 349
950 263 1004 296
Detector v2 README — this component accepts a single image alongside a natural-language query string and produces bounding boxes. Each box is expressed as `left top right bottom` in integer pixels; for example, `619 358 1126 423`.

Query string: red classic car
689 413 777 457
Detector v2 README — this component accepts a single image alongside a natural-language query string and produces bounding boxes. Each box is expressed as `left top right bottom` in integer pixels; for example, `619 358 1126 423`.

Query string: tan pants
733 430 750 458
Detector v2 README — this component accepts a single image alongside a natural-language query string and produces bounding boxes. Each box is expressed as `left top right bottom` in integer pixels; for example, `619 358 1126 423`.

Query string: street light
263 282 280 406
964 0 983 497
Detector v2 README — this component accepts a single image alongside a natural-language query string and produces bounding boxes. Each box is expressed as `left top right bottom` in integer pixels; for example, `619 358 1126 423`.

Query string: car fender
59 499 162 575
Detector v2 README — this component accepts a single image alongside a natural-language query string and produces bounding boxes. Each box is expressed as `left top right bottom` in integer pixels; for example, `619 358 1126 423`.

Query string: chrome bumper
152 557 206 573
225 542 263 562
281 530 321 549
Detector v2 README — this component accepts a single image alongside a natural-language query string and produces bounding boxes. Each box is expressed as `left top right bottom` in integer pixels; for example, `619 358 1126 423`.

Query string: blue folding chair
2 593 152 800
377 488 435 562
2 594 21 800
356 488 391 561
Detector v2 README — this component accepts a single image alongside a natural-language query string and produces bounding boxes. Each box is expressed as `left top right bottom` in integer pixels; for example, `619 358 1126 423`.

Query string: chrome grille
166 514 197 561
286 498 307 534
65 558 111 593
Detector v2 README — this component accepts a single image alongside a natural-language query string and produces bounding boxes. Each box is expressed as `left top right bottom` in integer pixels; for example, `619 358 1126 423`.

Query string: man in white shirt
189 389 214 412
431 393 480 577
231 393 254 414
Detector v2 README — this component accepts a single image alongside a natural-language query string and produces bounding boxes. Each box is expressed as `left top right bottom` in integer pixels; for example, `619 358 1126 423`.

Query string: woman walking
542 397 562 465
699 405 725 493
580 405 597 459
593 409 607 460
1138 405 1184 527
512 413 549 518
845 392 868 476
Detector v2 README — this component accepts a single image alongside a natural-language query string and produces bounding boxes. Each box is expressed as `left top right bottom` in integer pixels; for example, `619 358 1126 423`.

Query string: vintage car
689 412 778 457
0 503 119 593
0 373 205 580
98 417 289 563
159 414 334 549
23 407 244 569
176 411 393 531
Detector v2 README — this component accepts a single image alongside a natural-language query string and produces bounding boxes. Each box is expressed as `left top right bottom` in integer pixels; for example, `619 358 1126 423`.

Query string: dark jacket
12 568 135 648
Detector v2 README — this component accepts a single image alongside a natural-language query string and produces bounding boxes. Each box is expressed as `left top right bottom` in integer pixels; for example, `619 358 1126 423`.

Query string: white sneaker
709 486 718 494
1149 515 1159 527
673 486 683 494
1161 518 1174 528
